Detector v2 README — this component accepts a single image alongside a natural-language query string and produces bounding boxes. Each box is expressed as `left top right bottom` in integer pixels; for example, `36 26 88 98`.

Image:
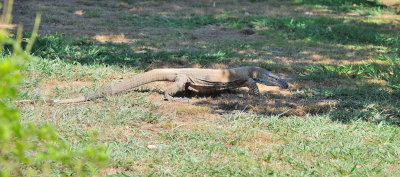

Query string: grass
31 34 236 67
114 14 400 51
84 11 101 18
293 0 392 13
14 0 400 175
301 54 399 81
19 94 400 176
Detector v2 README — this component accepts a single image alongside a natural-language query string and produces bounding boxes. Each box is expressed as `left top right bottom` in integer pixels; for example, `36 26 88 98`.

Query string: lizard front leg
164 74 189 101
244 78 260 96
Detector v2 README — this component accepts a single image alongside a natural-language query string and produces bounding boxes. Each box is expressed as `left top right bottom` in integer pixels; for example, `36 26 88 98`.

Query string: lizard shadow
191 90 300 116
133 88 233 98
174 89 236 98
134 87 307 117
133 88 164 95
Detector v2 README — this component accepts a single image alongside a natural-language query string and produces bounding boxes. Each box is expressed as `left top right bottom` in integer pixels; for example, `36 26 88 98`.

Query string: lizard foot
245 92 268 99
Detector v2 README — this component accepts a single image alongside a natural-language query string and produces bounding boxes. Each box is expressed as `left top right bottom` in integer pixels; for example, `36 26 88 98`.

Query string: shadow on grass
32 14 400 60
31 34 240 69
296 83 400 124
298 62 400 124
184 81 400 126
252 16 399 50
120 15 400 47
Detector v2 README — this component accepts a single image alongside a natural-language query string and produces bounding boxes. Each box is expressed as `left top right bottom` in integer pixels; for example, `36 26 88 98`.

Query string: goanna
20 66 289 104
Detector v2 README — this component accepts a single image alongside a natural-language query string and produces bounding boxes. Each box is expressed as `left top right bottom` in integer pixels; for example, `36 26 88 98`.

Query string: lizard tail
18 70 177 104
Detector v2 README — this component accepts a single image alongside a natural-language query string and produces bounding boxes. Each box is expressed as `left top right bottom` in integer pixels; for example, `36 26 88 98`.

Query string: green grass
20 94 400 176
294 86 400 122
253 16 399 48
301 54 399 81
143 114 400 176
84 11 101 18
31 34 237 67
293 0 389 13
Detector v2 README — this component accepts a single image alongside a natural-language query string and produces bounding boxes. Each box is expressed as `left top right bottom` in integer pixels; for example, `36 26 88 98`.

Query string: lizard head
251 67 289 89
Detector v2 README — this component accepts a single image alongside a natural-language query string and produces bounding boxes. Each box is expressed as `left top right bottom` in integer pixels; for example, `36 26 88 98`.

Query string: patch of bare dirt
101 167 126 176
190 26 263 42
145 86 223 123
385 163 400 172
94 34 135 43
239 131 284 151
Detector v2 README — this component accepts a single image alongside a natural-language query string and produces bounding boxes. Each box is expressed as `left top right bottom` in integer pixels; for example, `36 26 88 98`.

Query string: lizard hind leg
244 78 261 96
164 74 189 101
